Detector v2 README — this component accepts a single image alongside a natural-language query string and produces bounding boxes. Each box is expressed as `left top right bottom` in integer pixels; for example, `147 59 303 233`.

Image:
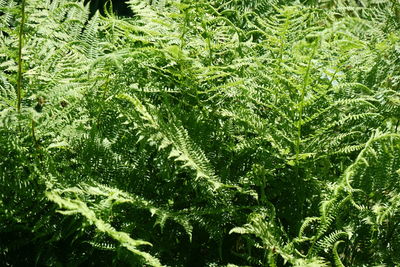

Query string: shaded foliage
0 0 399 266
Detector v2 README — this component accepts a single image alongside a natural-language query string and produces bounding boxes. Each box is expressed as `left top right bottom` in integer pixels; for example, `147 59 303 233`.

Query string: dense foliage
0 0 399 266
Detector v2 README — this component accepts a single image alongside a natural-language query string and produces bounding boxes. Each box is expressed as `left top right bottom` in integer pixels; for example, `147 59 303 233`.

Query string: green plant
0 0 399 266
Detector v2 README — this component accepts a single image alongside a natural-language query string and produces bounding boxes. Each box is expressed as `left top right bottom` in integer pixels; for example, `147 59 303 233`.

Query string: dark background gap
84 0 133 17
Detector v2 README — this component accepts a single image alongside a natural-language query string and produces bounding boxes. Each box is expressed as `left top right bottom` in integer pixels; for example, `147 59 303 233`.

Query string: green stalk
294 41 318 218
17 0 26 112
274 17 290 106
295 41 318 168
31 118 39 149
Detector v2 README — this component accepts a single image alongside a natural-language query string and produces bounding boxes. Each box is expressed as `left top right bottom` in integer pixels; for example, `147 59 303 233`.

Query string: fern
1 0 399 265
46 185 166 267
118 93 225 191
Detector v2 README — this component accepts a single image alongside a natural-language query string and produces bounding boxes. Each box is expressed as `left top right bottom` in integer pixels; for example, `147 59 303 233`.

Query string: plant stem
17 0 26 112
295 41 318 168
31 118 39 149
294 41 318 219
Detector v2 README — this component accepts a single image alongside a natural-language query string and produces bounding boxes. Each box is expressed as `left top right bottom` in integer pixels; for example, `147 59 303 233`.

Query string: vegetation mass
0 0 399 266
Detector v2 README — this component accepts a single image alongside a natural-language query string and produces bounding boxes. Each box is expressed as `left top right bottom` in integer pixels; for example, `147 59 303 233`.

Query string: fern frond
315 231 348 254
118 93 225 191
46 188 163 267
332 240 345 267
